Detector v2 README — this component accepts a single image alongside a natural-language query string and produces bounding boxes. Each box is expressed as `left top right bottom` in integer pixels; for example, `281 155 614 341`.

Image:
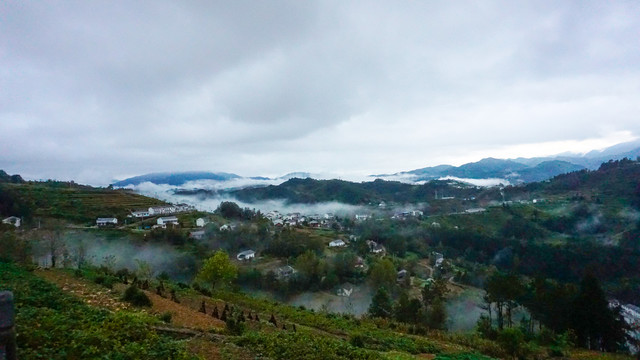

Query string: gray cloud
1 1 639 185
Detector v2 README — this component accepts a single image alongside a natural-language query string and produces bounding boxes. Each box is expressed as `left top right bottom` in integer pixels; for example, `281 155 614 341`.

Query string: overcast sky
1 1 639 185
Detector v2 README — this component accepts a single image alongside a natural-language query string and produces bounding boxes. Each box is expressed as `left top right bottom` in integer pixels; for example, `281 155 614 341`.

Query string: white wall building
157 216 179 226
96 217 118 226
236 250 256 261
329 239 346 247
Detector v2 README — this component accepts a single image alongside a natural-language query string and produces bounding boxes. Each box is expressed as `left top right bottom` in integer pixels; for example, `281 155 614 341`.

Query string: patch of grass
235 331 383 360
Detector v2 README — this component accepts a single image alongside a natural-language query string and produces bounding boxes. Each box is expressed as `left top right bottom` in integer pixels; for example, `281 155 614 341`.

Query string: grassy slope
1 182 166 224
0 262 195 359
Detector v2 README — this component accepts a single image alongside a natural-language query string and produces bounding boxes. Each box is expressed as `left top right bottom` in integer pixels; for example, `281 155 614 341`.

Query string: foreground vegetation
0 262 194 359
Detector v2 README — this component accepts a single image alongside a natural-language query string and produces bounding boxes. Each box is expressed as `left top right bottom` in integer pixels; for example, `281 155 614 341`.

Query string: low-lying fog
128 181 373 216
33 231 197 282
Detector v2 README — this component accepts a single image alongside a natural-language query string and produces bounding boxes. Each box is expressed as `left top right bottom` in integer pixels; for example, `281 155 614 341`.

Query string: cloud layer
1 1 639 185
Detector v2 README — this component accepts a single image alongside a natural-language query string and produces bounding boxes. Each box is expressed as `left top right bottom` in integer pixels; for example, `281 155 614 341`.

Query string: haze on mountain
113 140 640 189
1 1 639 186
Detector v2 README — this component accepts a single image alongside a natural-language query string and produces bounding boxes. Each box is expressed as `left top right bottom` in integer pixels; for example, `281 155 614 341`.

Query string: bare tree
39 220 65 268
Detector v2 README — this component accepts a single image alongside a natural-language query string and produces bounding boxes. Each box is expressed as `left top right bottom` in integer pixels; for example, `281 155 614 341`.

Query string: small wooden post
0 291 17 360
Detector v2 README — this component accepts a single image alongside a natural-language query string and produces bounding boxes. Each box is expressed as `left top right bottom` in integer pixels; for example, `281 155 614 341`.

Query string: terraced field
1 182 167 223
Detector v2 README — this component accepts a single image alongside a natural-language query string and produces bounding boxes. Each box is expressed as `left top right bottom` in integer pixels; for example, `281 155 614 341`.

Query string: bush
497 328 525 359
225 313 246 336
159 312 172 323
93 274 117 289
122 285 152 307
192 282 212 297
350 333 367 348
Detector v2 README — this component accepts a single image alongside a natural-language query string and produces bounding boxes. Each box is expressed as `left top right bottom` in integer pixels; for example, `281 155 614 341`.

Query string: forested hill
525 158 640 205
229 158 640 206
230 178 481 205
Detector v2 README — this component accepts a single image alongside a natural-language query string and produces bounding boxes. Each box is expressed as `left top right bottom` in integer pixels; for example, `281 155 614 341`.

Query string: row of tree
482 271 631 352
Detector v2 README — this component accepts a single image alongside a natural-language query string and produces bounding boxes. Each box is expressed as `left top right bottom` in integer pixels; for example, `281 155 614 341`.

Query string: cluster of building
265 210 338 229
390 210 424 220
130 204 194 218
93 204 197 228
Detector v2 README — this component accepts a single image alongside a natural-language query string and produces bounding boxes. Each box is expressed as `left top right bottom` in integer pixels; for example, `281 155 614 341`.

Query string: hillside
525 158 640 205
230 178 480 205
0 180 167 224
4 261 633 360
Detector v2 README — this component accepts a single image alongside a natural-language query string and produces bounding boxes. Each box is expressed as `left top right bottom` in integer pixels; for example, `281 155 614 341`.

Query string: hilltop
112 171 243 187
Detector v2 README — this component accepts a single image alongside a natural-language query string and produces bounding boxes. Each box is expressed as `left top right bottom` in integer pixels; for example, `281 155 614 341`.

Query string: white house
236 250 256 261
329 239 346 248
433 252 444 267
96 217 118 227
355 214 370 221
465 208 486 214
337 283 354 297
397 269 408 282
265 211 281 220
195 218 209 227
131 209 150 218
2 216 21 228
366 240 385 254
157 216 179 226
220 223 236 231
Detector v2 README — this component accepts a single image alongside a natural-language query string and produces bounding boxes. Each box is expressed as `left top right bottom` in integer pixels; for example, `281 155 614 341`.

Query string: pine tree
427 299 447 330
571 273 629 352
369 287 392 318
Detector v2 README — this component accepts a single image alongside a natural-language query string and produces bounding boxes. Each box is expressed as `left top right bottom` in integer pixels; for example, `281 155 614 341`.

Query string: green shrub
497 328 525 359
122 285 152 307
93 274 117 288
159 312 172 323
225 313 246 336
350 333 367 348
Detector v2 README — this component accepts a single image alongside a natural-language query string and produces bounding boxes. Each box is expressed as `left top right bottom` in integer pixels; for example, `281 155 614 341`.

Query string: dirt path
36 269 131 312
36 269 225 331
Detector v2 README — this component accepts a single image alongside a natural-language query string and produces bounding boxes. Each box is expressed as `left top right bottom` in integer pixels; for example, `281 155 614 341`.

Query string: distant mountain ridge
112 140 640 187
378 140 640 183
112 171 241 187
389 158 585 184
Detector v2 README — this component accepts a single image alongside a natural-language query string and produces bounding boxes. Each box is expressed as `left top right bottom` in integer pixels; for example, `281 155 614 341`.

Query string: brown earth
36 269 131 312
144 290 225 331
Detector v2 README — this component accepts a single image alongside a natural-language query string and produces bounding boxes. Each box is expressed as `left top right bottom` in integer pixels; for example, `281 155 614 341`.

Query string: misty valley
1 157 640 359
